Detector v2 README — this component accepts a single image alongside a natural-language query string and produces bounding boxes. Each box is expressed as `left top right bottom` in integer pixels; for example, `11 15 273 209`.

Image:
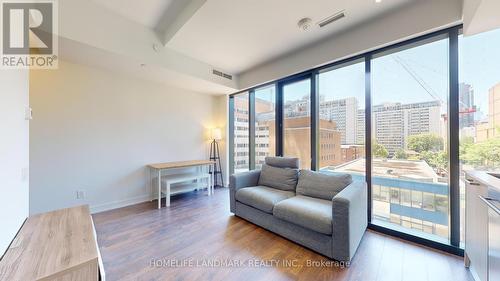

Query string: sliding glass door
371 35 450 242
282 78 312 170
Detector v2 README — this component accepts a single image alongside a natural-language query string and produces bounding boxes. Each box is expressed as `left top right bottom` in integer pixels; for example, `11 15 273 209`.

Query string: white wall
213 95 229 185
0 69 30 255
29 61 224 214
239 0 462 89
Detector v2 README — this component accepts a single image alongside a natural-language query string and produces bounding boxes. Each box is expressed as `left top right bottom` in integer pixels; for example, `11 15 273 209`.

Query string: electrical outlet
76 190 85 199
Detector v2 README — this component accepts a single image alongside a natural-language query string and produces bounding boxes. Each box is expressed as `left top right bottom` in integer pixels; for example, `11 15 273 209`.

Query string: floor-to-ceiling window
317 59 366 181
254 85 276 169
371 35 450 242
459 28 500 246
232 92 250 173
282 79 312 169
228 26 478 254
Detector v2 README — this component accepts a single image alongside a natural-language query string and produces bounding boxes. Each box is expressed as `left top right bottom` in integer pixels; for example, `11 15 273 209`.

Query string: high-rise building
233 95 250 172
356 109 365 145
280 117 342 169
488 83 500 137
255 97 276 168
372 101 442 155
459 83 475 128
319 97 358 145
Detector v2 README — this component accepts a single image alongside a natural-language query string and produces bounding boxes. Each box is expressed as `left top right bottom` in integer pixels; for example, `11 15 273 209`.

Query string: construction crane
392 55 444 104
393 55 476 115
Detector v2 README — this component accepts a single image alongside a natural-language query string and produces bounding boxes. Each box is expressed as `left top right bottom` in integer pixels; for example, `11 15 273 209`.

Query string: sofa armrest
229 170 261 213
331 181 368 262
229 170 261 190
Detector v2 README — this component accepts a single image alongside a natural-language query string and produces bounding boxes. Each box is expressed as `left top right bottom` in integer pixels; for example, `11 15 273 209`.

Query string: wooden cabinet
0 205 104 281
465 174 490 281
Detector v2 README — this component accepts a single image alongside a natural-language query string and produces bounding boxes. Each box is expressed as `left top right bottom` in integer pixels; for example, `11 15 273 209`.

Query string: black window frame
228 25 463 256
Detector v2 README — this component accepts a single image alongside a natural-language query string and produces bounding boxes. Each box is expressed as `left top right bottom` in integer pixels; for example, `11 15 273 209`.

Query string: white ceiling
90 0 174 28
90 0 414 76
58 37 236 95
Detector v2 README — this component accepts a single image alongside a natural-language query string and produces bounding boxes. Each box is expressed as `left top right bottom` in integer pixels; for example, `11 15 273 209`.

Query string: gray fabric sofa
229 157 367 262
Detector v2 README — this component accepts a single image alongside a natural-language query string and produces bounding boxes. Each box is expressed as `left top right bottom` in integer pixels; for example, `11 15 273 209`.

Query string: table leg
166 182 171 207
149 167 153 202
157 169 161 209
194 166 198 191
211 166 214 195
207 165 212 196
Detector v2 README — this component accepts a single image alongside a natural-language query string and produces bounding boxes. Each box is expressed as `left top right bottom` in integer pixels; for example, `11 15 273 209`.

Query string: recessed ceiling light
375 0 382 3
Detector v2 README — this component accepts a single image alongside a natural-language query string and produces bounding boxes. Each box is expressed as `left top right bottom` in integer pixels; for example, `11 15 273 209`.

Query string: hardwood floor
92 188 473 281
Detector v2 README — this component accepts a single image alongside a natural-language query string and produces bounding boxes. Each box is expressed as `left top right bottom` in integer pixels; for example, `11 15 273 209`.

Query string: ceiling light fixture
297 17 313 31
375 0 382 3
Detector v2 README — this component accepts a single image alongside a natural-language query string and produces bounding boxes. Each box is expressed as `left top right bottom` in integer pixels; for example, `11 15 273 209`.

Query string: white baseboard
90 194 151 214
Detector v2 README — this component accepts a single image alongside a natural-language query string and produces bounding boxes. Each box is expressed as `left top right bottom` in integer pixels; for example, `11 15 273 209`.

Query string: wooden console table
148 160 215 209
0 205 104 281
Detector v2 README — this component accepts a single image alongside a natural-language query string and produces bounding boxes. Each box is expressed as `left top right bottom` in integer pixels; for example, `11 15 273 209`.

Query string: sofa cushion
296 170 352 200
273 195 333 235
265 156 300 169
258 164 298 191
235 186 295 214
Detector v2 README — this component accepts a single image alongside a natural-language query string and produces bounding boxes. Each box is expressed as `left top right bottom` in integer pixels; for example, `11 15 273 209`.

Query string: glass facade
283 79 312 170
232 92 249 173
228 26 500 252
370 35 450 242
254 85 276 169
318 60 366 178
459 28 500 246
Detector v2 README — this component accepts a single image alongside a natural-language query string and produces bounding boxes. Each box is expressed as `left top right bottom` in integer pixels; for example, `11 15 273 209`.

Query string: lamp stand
209 139 224 188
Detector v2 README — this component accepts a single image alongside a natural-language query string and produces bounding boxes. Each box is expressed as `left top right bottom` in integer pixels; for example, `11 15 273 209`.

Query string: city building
488 83 500 138
233 95 250 172
281 117 342 169
356 109 366 145
341 145 365 163
475 83 500 143
319 97 358 145
459 83 475 128
332 158 449 238
372 101 442 155
255 97 276 168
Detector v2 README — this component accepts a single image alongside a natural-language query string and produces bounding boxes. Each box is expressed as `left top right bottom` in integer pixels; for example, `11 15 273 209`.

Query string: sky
281 28 500 120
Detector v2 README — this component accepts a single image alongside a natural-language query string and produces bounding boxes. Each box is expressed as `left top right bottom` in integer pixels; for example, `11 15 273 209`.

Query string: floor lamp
209 128 224 187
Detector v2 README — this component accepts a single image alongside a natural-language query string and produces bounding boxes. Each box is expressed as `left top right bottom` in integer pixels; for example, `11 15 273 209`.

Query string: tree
394 149 408 160
407 133 444 153
419 151 448 171
373 140 389 158
462 137 500 168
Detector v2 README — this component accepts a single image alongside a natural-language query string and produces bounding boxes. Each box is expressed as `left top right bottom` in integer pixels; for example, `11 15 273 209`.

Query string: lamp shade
211 128 222 141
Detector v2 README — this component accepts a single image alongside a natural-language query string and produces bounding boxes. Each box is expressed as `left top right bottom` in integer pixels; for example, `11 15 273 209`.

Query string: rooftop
331 158 440 183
